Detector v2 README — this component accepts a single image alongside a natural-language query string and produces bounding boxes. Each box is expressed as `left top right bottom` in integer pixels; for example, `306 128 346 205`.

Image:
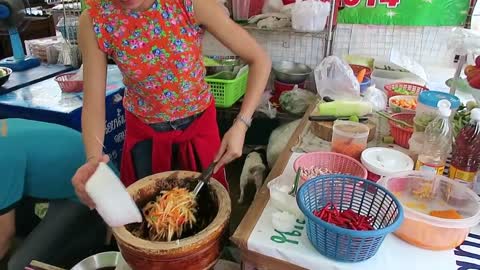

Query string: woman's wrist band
235 114 252 129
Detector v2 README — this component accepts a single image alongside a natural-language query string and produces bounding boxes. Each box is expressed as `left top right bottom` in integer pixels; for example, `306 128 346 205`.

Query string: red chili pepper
312 203 375 231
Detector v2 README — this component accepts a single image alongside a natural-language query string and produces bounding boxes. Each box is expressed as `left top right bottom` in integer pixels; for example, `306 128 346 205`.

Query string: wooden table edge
231 105 314 256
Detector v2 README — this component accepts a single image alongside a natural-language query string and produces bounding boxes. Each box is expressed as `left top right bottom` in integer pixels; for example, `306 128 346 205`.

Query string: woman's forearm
78 11 109 161
239 55 272 120
82 99 106 161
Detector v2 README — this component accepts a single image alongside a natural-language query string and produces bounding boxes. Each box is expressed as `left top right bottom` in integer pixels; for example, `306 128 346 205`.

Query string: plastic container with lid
361 147 414 182
379 171 480 250
414 91 460 132
331 121 370 160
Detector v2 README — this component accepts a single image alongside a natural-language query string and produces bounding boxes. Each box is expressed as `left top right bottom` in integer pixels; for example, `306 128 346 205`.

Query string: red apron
120 103 228 189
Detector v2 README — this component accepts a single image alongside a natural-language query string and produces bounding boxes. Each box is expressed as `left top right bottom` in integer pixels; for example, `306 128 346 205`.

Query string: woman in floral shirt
72 0 271 207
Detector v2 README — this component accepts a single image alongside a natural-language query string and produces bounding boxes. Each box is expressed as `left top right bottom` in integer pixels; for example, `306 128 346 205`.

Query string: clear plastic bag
256 91 277 119
448 27 480 55
361 86 387 111
291 0 330 32
314 56 360 101
279 85 317 115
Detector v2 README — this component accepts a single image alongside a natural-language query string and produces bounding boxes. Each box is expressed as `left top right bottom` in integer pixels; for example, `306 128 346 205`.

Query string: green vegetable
383 136 395 144
392 86 415 95
349 115 360 122
317 101 372 117
467 101 478 111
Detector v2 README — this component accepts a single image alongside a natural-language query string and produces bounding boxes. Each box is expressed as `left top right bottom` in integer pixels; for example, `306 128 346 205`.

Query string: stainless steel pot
71 251 123 270
272 61 312 84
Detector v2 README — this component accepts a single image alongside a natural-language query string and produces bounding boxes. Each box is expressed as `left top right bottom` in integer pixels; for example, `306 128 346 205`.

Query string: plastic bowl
293 151 368 183
0 67 12 87
388 113 415 149
388 95 417 114
379 171 480 250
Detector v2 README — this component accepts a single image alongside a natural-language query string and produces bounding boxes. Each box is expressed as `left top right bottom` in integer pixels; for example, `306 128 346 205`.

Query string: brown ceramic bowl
112 171 231 270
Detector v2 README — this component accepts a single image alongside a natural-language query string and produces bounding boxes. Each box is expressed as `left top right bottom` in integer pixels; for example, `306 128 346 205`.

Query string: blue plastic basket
296 175 404 262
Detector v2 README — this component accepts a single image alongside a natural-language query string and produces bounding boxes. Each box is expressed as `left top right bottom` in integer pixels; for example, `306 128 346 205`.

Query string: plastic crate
206 68 248 108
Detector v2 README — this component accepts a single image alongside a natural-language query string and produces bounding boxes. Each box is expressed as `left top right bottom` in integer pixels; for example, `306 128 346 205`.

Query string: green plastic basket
206 69 248 108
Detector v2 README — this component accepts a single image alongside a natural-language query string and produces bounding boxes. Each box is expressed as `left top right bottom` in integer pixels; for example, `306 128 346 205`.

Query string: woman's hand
214 120 248 172
72 154 110 209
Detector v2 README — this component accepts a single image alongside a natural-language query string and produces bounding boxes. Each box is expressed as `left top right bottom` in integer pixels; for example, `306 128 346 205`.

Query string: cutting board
310 120 377 142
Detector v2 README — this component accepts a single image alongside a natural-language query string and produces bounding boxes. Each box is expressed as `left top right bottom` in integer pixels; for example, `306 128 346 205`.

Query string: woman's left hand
214 121 248 172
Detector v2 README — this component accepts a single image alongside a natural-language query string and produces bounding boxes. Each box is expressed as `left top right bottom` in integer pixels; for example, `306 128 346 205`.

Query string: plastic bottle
449 108 480 189
415 100 453 176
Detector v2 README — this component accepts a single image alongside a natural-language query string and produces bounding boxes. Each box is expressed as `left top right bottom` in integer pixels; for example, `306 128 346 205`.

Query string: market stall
232 104 480 270
2 0 480 269
0 65 126 168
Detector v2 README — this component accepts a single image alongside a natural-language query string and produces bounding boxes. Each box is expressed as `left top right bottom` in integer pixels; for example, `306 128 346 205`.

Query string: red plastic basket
349 64 372 78
293 152 368 183
54 73 83 93
384 82 428 99
388 113 415 149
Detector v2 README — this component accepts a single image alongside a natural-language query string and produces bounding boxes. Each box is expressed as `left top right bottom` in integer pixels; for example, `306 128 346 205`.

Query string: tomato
465 65 477 76
469 74 480 89
476 56 480 67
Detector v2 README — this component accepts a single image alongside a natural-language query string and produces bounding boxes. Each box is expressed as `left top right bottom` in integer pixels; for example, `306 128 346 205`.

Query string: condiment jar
331 120 369 160
414 91 460 132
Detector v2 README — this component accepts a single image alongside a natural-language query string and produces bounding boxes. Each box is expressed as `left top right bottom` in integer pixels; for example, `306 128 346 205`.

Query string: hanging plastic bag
314 56 360 101
361 86 387 111
291 0 330 32
279 85 317 115
256 91 277 119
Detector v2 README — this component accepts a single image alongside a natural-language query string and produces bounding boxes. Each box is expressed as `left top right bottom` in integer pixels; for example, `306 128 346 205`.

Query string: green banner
338 0 470 26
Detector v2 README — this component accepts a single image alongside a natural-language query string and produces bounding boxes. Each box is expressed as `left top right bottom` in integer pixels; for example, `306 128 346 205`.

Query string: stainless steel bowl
71 251 123 270
0 67 12 87
272 61 312 84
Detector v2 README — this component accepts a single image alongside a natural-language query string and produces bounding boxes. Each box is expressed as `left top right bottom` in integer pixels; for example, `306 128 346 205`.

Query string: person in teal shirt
0 119 107 269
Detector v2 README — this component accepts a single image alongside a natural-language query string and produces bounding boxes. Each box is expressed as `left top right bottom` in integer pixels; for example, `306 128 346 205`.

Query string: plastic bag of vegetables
314 56 360 101
279 86 317 115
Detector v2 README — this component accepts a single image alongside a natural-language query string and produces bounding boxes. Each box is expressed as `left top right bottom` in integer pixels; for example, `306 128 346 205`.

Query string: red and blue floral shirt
86 0 212 123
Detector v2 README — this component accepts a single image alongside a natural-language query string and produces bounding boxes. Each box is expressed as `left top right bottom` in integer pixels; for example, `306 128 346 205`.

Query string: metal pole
449 54 467 95
324 0 336 57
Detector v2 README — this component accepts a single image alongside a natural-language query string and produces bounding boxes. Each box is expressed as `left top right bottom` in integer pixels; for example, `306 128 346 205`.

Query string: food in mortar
140 187 197 242
313 203 374 231
128 175 218 243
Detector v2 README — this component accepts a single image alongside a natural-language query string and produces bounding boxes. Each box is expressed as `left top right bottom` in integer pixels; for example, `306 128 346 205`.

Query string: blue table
0 64 75 95
0 65 126 169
